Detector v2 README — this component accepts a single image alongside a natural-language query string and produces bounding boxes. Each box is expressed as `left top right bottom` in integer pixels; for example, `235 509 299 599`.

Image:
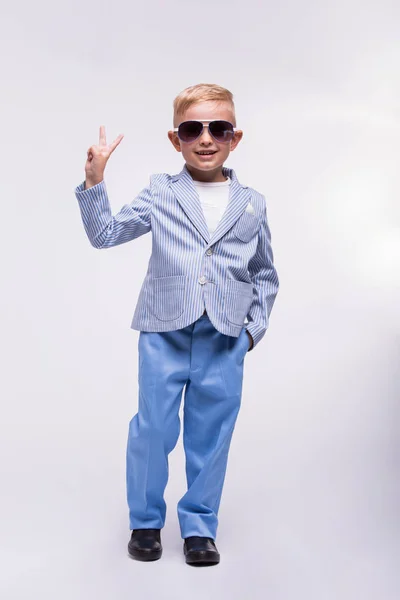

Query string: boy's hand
246 330 254 351
84 125 124 188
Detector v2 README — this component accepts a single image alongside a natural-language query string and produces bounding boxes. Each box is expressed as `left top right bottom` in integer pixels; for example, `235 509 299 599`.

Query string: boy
74 83 279 566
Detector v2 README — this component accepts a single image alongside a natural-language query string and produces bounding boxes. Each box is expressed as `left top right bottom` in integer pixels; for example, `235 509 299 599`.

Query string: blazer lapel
170 164 210 243
170 163 251 247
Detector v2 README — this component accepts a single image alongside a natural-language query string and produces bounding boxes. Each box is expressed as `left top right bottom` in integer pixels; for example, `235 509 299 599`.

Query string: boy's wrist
84 176 104 190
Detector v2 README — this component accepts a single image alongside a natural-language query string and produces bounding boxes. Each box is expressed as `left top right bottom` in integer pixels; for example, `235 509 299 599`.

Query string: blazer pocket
224 279 254 326
150 274 186 321
232 212 261 243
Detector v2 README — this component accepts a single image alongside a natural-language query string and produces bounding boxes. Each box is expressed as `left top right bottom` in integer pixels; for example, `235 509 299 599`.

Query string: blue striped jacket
74 163 279 351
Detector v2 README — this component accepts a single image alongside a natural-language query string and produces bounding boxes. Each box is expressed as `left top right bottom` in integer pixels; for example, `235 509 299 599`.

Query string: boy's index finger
99 125 107 146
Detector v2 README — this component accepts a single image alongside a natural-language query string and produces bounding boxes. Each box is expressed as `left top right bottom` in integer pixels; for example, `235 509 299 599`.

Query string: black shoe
128 529 162 561
183 536 220 566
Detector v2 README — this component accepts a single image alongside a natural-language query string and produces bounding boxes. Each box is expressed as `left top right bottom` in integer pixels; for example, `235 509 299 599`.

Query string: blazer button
198 276 207 284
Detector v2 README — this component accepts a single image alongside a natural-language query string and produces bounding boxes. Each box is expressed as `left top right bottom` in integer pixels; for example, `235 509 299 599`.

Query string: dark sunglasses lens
209 120 234 142
178 121 203 142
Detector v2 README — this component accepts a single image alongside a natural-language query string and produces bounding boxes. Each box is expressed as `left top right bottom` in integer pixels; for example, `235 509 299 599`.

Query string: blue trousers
126 312 249 540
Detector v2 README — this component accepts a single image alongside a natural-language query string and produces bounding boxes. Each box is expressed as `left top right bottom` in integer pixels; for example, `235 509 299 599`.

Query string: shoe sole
184 549 220 565
128 546 162 561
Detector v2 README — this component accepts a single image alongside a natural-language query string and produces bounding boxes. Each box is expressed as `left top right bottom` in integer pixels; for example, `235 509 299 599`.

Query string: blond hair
173 83 235 126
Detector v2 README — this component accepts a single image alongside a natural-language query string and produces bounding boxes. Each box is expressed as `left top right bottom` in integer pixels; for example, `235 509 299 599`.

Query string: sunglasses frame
173 119 238 143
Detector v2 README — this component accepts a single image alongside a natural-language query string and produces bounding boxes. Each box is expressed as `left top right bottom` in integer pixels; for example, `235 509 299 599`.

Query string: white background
1 1 399 598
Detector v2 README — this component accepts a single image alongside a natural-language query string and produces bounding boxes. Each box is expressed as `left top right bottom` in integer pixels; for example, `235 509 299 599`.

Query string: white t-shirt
193 176 231 237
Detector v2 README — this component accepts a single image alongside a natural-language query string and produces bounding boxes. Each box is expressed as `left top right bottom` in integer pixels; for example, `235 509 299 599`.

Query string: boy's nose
198 127 213 143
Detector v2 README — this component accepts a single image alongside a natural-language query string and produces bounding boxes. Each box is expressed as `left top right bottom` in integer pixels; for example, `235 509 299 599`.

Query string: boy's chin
186 156 227 171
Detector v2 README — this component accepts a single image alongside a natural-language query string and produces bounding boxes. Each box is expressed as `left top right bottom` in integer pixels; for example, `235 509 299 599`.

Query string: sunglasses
173 119 237 143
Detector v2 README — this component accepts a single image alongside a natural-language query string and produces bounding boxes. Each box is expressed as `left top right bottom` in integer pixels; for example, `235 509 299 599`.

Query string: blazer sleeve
245 200 279 350
74 177 153 249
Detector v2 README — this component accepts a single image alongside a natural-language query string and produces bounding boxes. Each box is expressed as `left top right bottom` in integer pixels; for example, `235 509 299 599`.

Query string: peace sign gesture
85 125 124 187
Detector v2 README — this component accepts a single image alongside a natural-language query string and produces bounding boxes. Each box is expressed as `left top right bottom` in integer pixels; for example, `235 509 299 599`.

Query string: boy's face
168 100 243 178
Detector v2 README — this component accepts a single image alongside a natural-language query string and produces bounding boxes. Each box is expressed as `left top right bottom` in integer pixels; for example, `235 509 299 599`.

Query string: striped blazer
74 163 279 351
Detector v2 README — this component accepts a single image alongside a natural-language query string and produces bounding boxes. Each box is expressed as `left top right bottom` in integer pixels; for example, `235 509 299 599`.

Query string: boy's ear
229 130 243 151
168 131 182 152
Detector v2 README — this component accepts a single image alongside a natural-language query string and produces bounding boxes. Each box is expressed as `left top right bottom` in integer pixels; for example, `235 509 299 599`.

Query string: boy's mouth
195 150 218 157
